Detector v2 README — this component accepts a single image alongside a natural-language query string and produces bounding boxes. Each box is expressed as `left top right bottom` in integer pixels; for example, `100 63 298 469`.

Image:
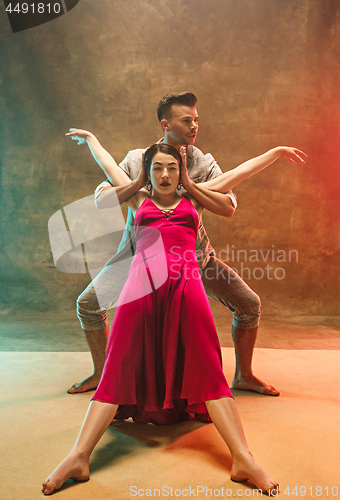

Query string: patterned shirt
95 142 237 269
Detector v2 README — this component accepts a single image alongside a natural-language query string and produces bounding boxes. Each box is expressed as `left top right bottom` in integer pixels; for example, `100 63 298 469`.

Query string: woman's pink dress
93 196 232 424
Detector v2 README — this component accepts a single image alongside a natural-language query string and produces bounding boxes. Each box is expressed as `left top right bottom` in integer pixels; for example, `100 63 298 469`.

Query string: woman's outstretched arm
197 146 307 193
66 129 147 207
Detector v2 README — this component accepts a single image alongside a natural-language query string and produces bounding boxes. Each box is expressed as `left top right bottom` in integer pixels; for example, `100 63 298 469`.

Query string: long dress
92 196 233 425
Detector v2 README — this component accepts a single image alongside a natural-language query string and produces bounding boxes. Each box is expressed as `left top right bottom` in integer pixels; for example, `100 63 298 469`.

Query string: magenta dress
92 196 232 424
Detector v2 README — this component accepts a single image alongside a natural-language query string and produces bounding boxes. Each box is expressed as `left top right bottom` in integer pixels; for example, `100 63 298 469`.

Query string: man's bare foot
230 451 279 496
232 374 280 396
67 374 101 394
42 452 90 495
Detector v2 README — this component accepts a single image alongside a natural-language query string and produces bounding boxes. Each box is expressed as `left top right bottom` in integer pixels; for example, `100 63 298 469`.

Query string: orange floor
1 315 340 500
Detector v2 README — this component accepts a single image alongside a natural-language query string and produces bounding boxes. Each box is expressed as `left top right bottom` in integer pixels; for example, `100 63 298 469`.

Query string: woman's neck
150 191 181 209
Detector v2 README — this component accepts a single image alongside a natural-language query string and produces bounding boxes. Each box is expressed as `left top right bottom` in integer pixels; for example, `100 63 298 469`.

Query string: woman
43 130 305 495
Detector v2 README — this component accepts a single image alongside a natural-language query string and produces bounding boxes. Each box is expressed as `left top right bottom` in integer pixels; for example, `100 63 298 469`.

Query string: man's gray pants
77 253 261 331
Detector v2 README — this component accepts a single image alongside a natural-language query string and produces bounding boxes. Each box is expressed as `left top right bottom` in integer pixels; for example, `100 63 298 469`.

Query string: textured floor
1 313 340 500
1 348 340 500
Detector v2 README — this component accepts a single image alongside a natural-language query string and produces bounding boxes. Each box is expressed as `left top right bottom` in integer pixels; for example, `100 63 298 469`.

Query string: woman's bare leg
206 397 278 495
42 401 118 495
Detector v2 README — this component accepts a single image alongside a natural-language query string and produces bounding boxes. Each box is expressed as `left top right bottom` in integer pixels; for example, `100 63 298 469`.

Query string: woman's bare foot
42 452 90 495
230 451 279 496
232 374 280 397
67 374 101 394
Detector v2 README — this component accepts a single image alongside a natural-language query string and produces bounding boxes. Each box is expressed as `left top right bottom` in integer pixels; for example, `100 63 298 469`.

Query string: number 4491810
284 485 339 496
5 3 62 14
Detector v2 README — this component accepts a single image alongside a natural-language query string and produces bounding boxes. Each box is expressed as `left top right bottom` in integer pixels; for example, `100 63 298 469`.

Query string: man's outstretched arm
198 146 307 193
66 129 146 207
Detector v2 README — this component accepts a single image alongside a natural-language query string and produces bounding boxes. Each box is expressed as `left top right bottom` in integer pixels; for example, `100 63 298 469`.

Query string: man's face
162 104 199 147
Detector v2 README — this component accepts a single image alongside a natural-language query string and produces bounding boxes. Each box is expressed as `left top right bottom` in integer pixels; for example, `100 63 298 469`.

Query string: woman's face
149 152 180 194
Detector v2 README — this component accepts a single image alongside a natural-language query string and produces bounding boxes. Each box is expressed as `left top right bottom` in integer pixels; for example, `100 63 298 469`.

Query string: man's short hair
157 92 197 121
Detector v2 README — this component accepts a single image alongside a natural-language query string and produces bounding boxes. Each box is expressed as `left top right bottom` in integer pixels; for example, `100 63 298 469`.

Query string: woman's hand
179 146 192 190
276 147 308 163
65 128 93 145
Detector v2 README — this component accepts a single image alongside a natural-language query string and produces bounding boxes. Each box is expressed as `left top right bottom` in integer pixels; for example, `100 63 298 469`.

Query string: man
68 92 279 396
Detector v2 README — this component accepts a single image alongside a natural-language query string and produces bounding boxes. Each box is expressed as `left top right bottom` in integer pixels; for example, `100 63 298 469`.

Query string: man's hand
137 153 148 188
179 146 192 189
277 147 308 163
65 128 92 145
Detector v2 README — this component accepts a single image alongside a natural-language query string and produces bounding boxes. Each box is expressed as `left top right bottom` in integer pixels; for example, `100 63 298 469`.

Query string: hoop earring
146 180 152 192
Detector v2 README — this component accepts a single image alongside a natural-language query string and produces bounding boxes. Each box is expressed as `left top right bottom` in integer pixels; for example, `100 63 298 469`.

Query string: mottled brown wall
0 0 340 323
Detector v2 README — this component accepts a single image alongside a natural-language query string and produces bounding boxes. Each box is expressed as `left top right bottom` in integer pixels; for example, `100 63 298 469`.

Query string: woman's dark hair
144 143 182 173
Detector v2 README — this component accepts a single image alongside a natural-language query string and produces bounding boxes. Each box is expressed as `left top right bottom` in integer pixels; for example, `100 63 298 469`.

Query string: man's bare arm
66 129 148 208
198 146 307 193
66 129 134 186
